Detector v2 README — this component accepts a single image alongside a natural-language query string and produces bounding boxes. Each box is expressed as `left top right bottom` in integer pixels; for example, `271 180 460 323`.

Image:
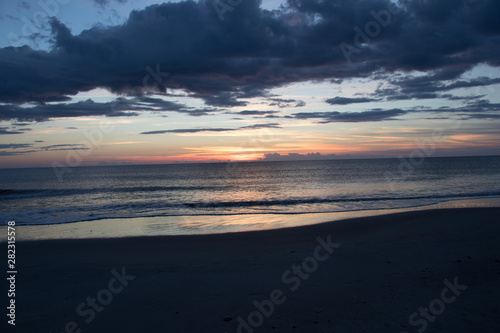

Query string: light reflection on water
5 197 500 241
1 156 499 227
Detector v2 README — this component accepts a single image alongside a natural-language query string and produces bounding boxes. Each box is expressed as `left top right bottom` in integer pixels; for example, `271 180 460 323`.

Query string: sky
0 0 499 168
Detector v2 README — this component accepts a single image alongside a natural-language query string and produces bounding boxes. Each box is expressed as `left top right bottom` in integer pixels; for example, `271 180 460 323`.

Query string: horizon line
1 154 499 170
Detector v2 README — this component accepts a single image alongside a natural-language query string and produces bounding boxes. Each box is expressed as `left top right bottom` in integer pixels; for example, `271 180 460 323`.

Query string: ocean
1 156 500 229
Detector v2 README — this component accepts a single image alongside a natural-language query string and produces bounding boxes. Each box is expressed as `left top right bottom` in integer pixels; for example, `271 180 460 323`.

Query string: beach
1 0 500 332
10 207 500 332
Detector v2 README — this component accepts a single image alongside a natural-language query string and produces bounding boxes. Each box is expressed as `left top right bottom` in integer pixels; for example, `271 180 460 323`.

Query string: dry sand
7 207 500 332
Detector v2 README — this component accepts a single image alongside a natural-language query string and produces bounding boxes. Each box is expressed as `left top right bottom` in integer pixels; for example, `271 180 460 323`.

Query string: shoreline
3 196 500 241
13 206 500 332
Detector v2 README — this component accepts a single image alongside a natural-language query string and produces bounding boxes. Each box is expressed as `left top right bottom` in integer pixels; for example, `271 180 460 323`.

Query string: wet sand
9 207 500 332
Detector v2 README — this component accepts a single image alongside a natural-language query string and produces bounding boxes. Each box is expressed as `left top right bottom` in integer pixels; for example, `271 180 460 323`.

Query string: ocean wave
2 190 499 226
0 185 234 199
179 191 500 208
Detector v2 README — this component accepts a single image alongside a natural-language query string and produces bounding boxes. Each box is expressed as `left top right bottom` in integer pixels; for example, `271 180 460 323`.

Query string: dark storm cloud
403 0 500 34
0 0 499 116
140 122 281 134
293 108 408 123
325 97 380 105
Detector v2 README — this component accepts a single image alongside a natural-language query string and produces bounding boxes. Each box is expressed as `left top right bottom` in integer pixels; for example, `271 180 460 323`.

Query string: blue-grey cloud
375 74 500 101
0 143 33 149
0 151 31 156
141 123 281 134
0 96 209 121
0 127 28 135
92 0 128 6
293 108 408 123
40 144 90 151
0 142 90 156
0 0 498 112
268 98 306 108
231 110 280 116
325 97 380 105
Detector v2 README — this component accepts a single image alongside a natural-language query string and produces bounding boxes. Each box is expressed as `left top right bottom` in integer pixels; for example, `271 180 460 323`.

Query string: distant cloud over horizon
141 123 282 135
260 152 340 162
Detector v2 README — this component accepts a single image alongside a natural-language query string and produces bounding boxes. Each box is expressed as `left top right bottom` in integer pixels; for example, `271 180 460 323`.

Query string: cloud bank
0 0 498 114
